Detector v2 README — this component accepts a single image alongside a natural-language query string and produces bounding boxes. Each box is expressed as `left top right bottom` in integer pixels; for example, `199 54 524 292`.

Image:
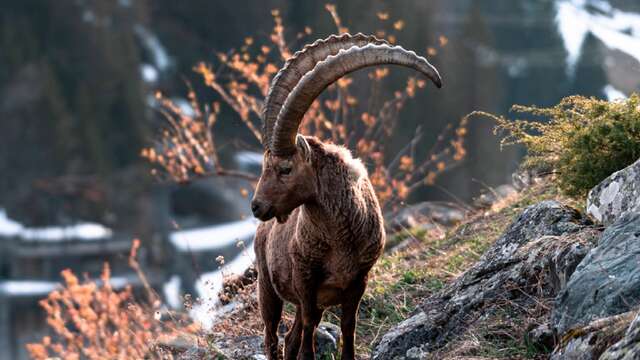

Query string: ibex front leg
258 272 283 360
294 265 324 360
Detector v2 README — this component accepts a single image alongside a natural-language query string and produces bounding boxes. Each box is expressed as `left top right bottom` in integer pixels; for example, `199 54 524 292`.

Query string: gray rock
387 202 467 231
373 201 595 359
550 334 599 360
373 311 431 360
587 158 640 225
600 311 640 360
526 323 554 352
315 322 341 359
210 322 341 360
547 231 593 294
512 168 535 191
177 345 209 360
550 310 635 360
553 213 640 335
511 167 548 191
155 333 212 359
473 184 518 208
214 335 264 359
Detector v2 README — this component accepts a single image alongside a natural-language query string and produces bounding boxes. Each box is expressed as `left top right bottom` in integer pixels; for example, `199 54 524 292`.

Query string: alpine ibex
251 33 442 360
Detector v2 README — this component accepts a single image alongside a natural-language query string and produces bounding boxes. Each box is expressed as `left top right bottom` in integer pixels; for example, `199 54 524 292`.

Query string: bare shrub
142 4 468 212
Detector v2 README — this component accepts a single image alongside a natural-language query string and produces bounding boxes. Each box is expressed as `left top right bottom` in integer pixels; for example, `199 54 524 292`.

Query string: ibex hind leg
258 272 283 360
284 306 303 360
340 276 367 360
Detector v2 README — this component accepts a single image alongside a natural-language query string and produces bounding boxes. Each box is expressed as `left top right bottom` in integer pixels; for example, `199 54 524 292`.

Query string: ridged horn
270 42 442 156
262 33 388 148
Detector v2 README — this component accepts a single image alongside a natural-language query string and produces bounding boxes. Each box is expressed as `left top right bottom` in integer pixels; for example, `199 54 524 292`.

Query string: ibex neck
295 138 374 238
301 191 358 239
302 158 368 235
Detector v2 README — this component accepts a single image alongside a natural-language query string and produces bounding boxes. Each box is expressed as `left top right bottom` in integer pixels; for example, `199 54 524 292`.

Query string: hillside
160 157 639 360
163 176 574 359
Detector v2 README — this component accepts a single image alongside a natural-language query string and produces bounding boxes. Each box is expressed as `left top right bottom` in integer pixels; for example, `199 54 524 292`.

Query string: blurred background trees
1 0 639 224
2 1 640 358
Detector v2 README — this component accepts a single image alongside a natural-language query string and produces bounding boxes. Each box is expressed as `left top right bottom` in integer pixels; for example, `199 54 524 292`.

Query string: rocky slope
374 200 598 359
375 158 640 359
170 159 640 359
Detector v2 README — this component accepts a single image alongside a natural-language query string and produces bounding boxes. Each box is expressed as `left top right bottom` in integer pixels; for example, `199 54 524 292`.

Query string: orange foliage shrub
142 4 467 211
26 241 199 360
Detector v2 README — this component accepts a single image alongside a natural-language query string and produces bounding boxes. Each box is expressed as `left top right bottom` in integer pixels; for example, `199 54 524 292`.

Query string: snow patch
169 218 257 252
163 275 182 309
0 209 23 237
171 98 196 118
134 25 171 71
140 63 159 83
603 85 627 100
0 276 129 297
234 151 263 168
0 280 56 296
556 1 590 74
0 209 112 241
555 0 640 75
190 248 256 329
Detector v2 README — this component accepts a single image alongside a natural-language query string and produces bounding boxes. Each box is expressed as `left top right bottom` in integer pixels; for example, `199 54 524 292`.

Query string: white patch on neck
335 146 367 180
346 156 367 181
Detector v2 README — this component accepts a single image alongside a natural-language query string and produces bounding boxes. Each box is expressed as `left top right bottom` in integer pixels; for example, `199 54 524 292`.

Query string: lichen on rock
553 212 640 335
600 311 640 360
587 158 640 226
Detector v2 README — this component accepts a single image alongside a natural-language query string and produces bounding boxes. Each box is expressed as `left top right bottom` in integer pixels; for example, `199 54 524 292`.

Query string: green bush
472 94 640 197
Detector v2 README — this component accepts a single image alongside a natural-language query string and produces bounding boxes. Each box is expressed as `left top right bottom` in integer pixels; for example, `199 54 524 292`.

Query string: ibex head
251 135 314 223
251 33 442 223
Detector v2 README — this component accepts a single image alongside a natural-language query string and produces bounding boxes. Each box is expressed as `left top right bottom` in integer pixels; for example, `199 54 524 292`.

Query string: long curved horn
270 43 442 156
262 33 388 148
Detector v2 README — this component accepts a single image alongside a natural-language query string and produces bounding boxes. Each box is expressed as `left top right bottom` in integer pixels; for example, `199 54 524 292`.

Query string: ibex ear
296 134 311 163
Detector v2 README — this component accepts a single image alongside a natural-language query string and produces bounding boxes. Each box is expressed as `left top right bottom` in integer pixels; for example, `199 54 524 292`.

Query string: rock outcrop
550 310 636 360
373 201 596 359
163 321 340 360
210 322 341 360
544 163 640 359
387 202 468 231
553 213 640 335
587 158 640 225
600 311 640 360
473 184 518 208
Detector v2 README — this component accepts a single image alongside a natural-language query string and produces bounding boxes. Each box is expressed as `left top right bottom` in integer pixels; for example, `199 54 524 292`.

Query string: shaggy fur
252 136 385 360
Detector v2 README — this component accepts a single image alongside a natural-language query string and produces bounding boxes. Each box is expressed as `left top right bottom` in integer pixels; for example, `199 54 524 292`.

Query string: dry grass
142 4 466 212
422 179 581 360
